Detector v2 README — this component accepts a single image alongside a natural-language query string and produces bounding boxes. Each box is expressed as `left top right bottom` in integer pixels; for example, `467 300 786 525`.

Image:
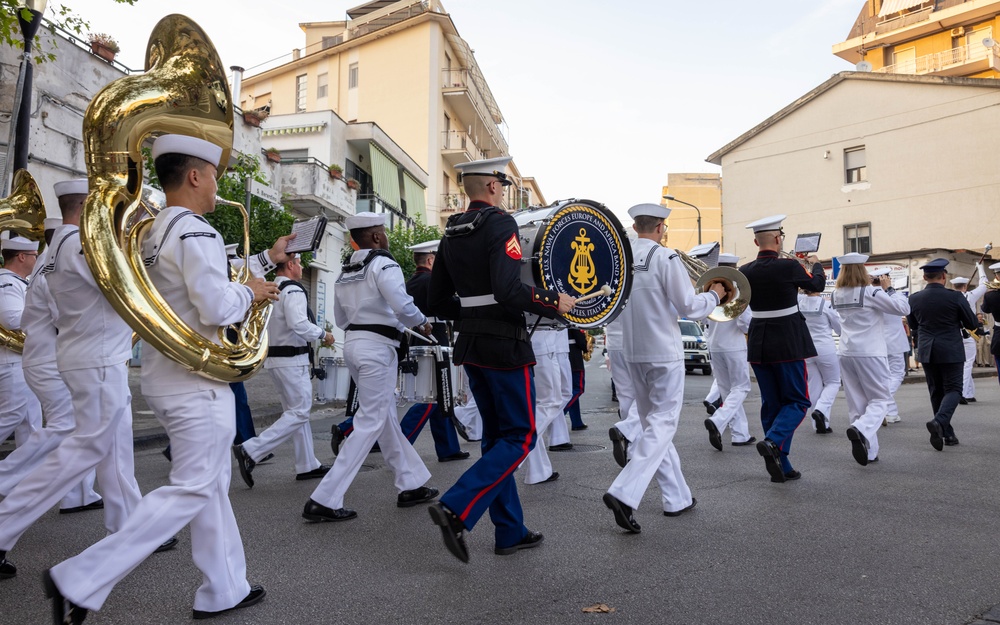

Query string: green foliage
385 217 443 280
1 1 138 64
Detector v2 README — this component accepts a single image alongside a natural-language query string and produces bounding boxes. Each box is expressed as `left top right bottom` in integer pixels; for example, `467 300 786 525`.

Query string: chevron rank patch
506 233 521 260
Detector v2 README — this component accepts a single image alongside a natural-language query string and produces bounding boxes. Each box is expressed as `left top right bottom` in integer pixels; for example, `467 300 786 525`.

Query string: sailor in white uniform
607 316 639 468
703 253 755 450
546 327 574 450
0 213 101 513
0 235 41 448
522 326 564 484
871 267 909 423
798 290 842 433
603 204 723 533
303 212 437 522
831 253 910 466
949 272 987 403
44 135 276 621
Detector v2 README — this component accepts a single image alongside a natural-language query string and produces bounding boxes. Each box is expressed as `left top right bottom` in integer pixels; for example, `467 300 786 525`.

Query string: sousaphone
0 169 46 353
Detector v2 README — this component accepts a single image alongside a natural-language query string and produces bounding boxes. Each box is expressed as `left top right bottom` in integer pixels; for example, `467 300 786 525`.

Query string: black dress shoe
258 453 274 464
44 569 88 624
540 471 559 483
495 531 544 555
154 536 179 554
370 442 382 453
602 492 640 534
162 446 172 462
944 435 960 446
811 410 826 432
611 392 618 402
959 397 969 405
703 400 717 416
295 465 331 481
232 444 255 488
704 419 723 451
438 451 471 462
776 470 801 482
397 486 439 508
571 424 589 431
302 499 357 522
926 420 944 451
608 427 628 468
0 550 15 580
869 456 879 463
428 503 469 563
817 426 834 434
330 425 345 455
59 499 104 515
192 585 266 620
732 436 757 447
450 416 472 442
548 442 573 451
756 439 785 482
846 426 870 466
966 397 977 403
663 497 697 517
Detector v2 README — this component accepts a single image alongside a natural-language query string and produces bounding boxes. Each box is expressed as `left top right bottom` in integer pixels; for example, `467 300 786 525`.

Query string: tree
385 217 443 280
1 1 138 63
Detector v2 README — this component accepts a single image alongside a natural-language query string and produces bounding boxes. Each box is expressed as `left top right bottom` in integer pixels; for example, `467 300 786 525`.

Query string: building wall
661 173 723 253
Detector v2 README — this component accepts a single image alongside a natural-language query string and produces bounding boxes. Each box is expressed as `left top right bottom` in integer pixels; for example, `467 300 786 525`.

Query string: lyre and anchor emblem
568 228 597 295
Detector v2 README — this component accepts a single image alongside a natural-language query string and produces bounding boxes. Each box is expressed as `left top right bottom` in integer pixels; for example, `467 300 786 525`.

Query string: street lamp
662 194 702 245
2 0 48 195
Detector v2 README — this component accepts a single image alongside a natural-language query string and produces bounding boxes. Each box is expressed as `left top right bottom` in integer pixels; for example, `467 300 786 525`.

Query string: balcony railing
441 130 487 161
441 193 467 213
348 0 443 40
442 68 508 155
875 41 992 75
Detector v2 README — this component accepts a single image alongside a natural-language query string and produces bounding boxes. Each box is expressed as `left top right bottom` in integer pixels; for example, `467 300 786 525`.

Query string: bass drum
513 199 632 329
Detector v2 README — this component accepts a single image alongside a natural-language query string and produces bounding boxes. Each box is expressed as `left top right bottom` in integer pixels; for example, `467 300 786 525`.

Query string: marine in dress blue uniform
739 215 826 482
425 156 576 562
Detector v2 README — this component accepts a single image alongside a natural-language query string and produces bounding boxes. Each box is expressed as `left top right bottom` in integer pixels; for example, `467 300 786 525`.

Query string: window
321 35 343 50
317 73 328 99
844 223 872 254
845 146 867 184
348 63 359 89
295 74 307 112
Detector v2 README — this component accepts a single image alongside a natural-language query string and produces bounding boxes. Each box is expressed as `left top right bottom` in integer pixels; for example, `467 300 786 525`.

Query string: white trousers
840 356 891 461
806 352 841 429
454 382 483 441
311 340 430 509
607 360 692 512
885 352 906 417
0 363 141 550
0 362 41 446
522 352 559 484
51 387 251 613
962 337 977 398
707 350 752 443
545 352 572 446
0 363 100 510
242 365 321 474
704 379 720 404
610 350 642 443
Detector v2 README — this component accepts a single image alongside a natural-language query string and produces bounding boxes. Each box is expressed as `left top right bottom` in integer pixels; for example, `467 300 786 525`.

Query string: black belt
347 324 403 342
268 345 310 358
456 318 528 342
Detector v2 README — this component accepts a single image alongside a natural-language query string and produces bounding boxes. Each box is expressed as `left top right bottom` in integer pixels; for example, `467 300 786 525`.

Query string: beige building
706 71 998 289
240 0 543 227
660 173 723 254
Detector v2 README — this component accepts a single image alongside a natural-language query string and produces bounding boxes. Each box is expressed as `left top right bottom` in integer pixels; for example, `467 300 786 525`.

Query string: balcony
279 157 356 222
440 192 467 213
441 130 486 166
875 41 996 76
442 68 508 156
347 0 445 39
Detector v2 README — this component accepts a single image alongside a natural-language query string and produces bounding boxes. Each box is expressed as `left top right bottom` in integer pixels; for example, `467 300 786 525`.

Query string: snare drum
449 356 467 406
513 199 632 328
399 346 438 403
316 357 351 404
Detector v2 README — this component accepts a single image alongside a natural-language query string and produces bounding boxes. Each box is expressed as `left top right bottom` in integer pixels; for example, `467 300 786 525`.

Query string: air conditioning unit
951 27 965 37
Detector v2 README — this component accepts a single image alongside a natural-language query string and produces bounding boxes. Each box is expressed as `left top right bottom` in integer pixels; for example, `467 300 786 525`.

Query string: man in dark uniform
907 258 979 450
426 156 575 562
397 239 470 461
564 329 589 431
739 215 825 483
980 261 1000 386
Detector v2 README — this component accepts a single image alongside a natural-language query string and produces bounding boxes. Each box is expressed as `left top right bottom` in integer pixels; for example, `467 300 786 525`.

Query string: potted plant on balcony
88 33 120 62
264 147 281 164
346 178 360 191
328 163 343 180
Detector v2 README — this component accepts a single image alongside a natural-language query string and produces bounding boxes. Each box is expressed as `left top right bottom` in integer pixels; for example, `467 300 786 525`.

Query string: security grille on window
317 73 328 99
845 146 867 184
349 63 359 89
295 74 307 112
844 223 872 254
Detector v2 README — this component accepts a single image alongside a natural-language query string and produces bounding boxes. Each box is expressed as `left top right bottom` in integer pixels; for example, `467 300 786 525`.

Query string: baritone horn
81 14 271 382
677 249 751 322
0 169 46 353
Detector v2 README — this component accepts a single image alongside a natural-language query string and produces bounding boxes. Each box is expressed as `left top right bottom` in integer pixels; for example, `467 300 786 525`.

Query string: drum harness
268 279 325 379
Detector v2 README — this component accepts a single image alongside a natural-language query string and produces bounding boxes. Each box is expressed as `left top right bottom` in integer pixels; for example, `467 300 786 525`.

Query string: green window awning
402 172 426 221
369 143 401 209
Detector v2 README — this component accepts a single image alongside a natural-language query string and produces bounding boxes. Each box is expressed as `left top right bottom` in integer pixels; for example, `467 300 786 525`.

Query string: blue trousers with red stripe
440 364 536 549
399 402 462 459
750 360 810 473
563 369 586 429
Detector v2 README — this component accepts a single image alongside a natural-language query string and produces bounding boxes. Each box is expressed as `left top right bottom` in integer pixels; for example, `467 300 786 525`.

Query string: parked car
679 319 711 375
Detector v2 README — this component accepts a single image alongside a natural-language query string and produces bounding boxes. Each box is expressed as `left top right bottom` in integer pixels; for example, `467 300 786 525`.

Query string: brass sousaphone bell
678 246 751 322
0 169 46 353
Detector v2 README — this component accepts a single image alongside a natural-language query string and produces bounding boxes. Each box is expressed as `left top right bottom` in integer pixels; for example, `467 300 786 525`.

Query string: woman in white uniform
798 289 842 433
831 253 910 466
869 268 909 424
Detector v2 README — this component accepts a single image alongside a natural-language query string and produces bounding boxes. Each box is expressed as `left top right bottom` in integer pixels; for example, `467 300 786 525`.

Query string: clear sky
65 0 863 217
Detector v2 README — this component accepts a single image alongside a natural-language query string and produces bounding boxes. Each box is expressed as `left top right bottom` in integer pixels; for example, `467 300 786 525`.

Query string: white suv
679 319 711 375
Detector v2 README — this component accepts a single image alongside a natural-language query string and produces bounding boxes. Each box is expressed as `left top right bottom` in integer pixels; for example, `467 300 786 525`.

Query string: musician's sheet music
285 215 327 254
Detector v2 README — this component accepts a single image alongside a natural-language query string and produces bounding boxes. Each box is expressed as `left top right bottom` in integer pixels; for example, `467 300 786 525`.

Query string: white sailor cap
345 211 385 230
868 267 890 277
454 156 513 186
990 261 1000 271
151 134 224 167
408 240 439 254
745 214 786 233
837 252 868 265
224 243 239 257
1 236 39 252
949 276 970 285
627 203 671 219
43 217 63 231
688 242 717 258
718 253 740 265
53 179 88 198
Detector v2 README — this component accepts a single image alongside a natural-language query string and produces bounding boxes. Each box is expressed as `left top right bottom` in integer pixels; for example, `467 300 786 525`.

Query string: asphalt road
4 361 1000 625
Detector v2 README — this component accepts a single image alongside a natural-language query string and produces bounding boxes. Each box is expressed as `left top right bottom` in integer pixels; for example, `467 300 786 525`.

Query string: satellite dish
984 37 996 48
856 61 873 72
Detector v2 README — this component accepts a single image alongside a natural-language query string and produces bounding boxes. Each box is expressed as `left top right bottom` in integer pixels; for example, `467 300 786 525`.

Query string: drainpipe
231 66 244 109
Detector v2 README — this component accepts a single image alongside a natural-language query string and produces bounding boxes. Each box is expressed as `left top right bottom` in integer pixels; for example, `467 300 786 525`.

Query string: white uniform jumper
51 207 256 613
962 282 987 399
0 267 40 446
607 239 718 513
705 308 753 444
832 285 910 462
798 294 842 430
608 319 641 443
522 329 562 483
0 246 100 508
881 308 910 421
310 250 431 510
0 225 141 554
241 275 324 474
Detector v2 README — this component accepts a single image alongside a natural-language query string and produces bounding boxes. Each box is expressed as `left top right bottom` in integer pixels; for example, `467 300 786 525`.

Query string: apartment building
660 173 723 254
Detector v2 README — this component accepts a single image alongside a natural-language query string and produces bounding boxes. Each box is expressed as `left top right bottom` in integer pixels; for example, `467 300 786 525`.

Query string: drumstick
572 284 613 304
404 327 438 344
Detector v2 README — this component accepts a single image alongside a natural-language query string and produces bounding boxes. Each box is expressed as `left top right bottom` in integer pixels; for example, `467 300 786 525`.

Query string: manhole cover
552 444 607 453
